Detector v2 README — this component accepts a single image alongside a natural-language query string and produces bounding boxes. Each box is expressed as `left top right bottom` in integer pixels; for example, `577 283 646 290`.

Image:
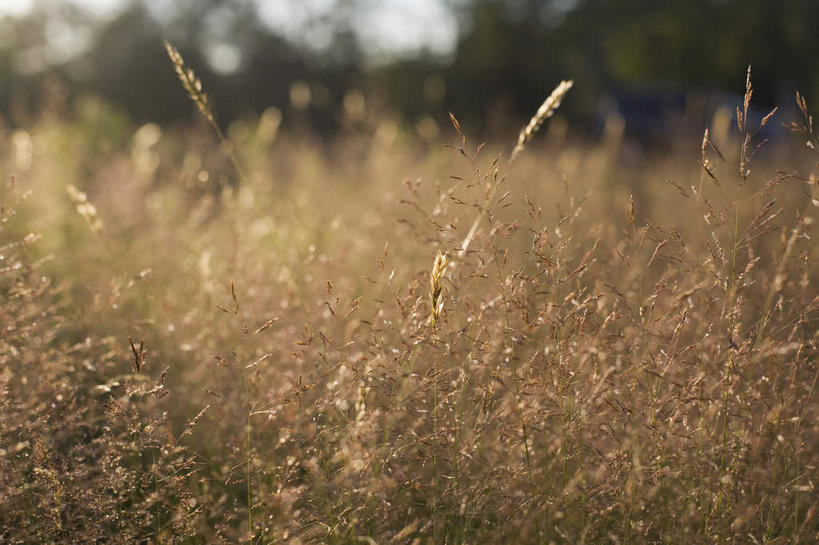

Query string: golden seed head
510 79 573 162
164 41 214 124
66 184 103 233
429 251 448 327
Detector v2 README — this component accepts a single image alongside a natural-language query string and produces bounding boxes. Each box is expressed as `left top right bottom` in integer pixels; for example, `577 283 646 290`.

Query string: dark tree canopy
1 0 817 134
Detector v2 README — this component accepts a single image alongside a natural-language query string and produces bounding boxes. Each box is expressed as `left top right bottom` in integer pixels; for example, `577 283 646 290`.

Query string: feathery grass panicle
510 79 574 162
789 90 817 151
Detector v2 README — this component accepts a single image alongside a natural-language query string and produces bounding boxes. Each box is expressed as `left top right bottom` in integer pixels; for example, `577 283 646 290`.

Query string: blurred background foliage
0 0 818 140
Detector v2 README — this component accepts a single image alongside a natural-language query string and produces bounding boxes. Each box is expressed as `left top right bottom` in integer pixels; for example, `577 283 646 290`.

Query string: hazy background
1 0 818 143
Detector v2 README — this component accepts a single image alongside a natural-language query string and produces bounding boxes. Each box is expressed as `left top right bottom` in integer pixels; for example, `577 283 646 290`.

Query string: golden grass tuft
1 65 817 545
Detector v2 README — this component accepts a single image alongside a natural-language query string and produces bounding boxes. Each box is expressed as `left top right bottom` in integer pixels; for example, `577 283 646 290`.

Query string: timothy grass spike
164 41 215 125
164 40 248 183
429 251 448 327
510 79 573 162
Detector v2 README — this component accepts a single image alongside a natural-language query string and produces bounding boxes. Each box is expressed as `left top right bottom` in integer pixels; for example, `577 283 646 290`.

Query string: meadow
1 60 817 543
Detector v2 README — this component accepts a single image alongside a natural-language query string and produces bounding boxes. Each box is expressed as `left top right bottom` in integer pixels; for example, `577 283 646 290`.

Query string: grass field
1 65 817 543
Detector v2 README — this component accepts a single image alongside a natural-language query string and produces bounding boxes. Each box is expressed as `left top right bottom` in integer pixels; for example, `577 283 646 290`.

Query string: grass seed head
510 79 573 162
429 251 448 327
164 41 215 124
66 184 103 232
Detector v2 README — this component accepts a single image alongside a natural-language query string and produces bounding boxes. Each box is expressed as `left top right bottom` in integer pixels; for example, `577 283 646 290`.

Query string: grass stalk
164 41 248 184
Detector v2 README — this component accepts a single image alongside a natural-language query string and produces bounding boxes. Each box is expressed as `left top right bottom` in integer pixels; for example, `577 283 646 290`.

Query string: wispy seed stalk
510 80 574 163
164 41 248 183
459 80 573 258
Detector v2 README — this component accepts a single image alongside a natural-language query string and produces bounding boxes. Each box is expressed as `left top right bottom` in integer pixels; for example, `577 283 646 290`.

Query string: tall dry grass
0 64 817 544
